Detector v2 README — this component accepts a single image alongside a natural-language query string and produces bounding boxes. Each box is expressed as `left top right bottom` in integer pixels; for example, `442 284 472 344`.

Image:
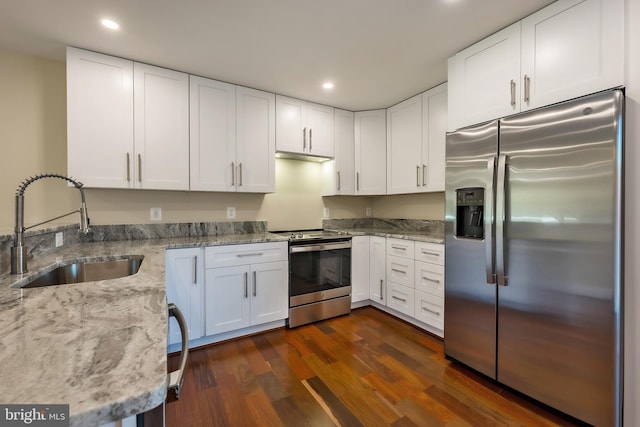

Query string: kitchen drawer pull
391 245 407 251
524 75 531 103
244 272 248 298
510 79 516 106
391 268 407 274
167 303 189 400
231 162 235 186
422 307 441 316
303 127 307 150
138 154 142 183
236 252 264 257
193 256 198 284
422 277 441 284
421 250 440 257
126 153 131 182
392 295 407 303
253 271 257 296
380 279 383 300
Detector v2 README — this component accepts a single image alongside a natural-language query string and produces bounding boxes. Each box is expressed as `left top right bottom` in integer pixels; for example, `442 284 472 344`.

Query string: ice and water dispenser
455 188 484 239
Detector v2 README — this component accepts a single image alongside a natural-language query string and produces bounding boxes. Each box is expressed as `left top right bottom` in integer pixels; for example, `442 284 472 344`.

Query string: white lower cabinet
369 236 386 303
204 242 288 336
386 281 415 317
166 248 204 346
415 291 444 331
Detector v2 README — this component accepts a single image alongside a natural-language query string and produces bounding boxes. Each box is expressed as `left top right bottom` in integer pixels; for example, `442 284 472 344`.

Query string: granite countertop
338 228 444 244
0 232 287 427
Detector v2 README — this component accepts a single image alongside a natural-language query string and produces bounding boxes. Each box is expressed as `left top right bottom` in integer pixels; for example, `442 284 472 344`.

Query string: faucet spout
10 173 91 274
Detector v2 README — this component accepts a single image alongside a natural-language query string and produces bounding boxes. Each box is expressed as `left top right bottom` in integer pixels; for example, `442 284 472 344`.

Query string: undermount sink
14 256 144 289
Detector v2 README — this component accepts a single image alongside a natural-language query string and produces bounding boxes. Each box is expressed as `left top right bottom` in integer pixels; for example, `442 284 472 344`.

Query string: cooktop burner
272 229 351 242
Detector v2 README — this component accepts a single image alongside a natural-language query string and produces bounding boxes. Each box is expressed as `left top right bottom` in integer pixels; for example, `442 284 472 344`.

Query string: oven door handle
290 241 352 253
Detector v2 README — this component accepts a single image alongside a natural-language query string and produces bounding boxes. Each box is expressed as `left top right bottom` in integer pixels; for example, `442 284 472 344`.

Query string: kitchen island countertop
0 232 287 427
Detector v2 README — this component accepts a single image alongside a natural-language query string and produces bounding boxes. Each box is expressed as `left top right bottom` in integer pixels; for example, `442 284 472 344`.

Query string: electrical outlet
323 207 330 218
227 207 236 219
366 207 372 217
150 207 162 221
55 232 63 248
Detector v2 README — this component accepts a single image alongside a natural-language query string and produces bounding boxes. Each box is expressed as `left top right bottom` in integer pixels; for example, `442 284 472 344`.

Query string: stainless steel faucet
11 173 90 274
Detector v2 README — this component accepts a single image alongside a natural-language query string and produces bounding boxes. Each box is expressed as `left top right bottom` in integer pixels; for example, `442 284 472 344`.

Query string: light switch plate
323 207 330 218
227 207 236 219
150 207 162 221
366 207 372 217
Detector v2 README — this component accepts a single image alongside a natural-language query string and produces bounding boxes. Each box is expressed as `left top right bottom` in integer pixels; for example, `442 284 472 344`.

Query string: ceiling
0 0 555 111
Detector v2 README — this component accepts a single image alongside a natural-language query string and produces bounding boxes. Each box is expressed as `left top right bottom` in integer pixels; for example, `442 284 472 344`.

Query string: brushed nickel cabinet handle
391 268 407 274
421 250 440 257
422 164 427 187
244 272 248 298
253 271 256 297
193 256 197 284
392 295 407 303
126 153 131 182
236 252 264 257
309 128 313 151
391 245 407 251
138 154 142 183
510 79 516 106
231 162 235 186
380 279 383 300
239 162 243 187
356 172 360 191
422 277 441 284
422 306 441 316
303 127 307 150
337 171 341 191
524 75 531 103
416 165 420 187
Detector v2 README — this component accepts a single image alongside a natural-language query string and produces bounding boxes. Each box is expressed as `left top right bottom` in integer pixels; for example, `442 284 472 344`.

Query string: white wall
624 0 639 424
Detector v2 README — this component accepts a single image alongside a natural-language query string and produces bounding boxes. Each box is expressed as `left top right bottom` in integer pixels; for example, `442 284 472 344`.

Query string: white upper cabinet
387 94 423 194
67 47 134 188
447 22 521 131
386 83 448 194
448 0 623 131
189 76 236 192
133 63 189 190
355 110 386 195
520 0 623 111
323 109 355 196
235 87 276 193
67 47 189 190
422 83 447 192
276 95 335 158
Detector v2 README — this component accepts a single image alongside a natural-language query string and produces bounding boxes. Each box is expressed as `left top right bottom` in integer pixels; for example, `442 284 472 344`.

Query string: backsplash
323 218 444 237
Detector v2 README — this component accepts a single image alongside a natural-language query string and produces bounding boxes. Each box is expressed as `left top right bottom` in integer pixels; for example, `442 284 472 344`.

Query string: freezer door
497 90 623 426
444 120 499 379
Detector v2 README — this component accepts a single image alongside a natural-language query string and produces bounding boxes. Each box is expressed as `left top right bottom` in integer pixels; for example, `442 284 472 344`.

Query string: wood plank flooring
166 307 584 426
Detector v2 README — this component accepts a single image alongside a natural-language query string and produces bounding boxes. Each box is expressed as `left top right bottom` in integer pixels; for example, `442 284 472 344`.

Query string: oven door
289 240 351 307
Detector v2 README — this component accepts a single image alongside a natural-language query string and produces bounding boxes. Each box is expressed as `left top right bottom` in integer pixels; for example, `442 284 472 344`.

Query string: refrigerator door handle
485 156 497 284
496 153 508 286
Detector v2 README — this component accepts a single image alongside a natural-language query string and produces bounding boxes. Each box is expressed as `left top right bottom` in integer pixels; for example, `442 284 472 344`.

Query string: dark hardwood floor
166 307 582 426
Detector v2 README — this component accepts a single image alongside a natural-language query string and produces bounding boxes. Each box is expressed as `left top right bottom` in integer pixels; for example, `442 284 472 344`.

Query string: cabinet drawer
386 282 415 317
414 242 444 265
205 242 287 268
386 255 415 288
386 238 415 259
415 261 444 297
415 290 444 330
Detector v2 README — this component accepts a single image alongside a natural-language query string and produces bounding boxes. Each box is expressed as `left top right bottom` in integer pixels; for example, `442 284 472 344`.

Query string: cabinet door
133 63 189 190
166 248 204 345
422 84 448 192
448 22 521 131
205 265 251 335
521 0 623 111
236 87 276 193
250 261 288 325
351 236 370 303
66 47 134 188
323 109 355 196
415 290 444 333
387 281 415 317
306 102 335 157
369 236 386 303
387 94 423 194
189 76 236 191
355 110 387 195
275 95 305 154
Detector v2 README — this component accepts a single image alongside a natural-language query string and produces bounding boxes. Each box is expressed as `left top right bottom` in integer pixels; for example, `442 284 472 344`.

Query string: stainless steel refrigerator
444 89 623 426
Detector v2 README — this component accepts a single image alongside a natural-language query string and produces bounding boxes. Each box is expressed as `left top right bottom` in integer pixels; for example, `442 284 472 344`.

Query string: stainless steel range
273 230 352 328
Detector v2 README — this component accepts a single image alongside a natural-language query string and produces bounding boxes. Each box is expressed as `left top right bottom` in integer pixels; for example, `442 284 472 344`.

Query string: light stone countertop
337 228 444 244
0 233 287 427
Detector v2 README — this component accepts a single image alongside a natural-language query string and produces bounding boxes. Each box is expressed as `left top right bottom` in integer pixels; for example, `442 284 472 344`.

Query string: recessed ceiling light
101 19 120 30
322 82 334 90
